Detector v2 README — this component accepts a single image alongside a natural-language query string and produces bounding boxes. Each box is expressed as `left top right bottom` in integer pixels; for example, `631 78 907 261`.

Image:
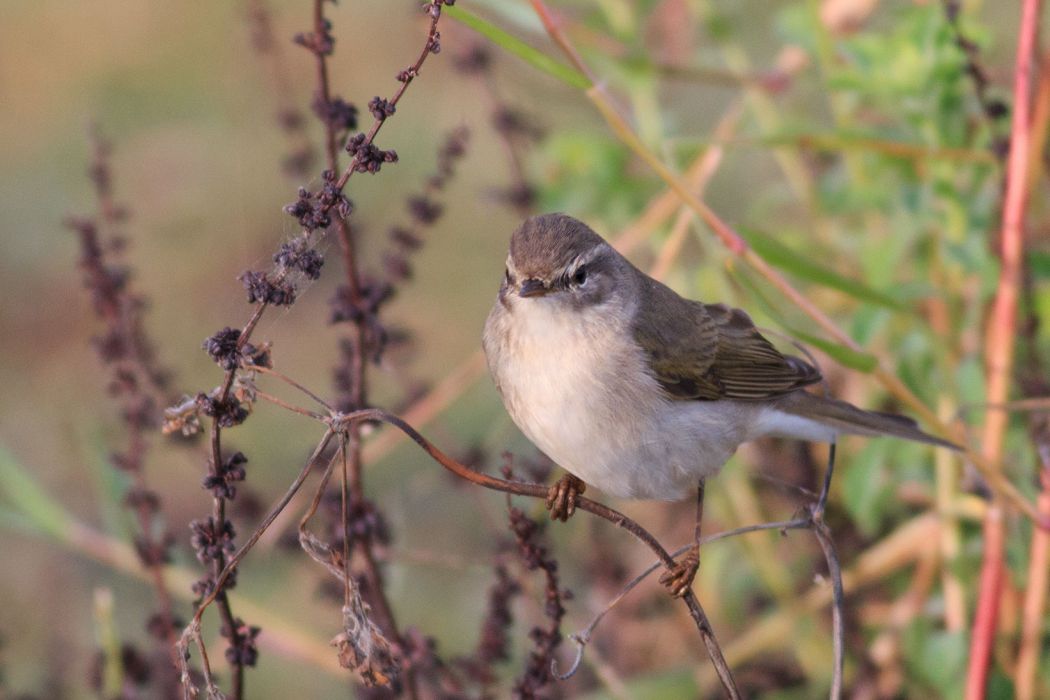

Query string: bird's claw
546 474 586 522
659 545 699 598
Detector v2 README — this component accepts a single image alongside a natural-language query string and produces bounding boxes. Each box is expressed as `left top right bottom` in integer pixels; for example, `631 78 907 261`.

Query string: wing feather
632 279 821 401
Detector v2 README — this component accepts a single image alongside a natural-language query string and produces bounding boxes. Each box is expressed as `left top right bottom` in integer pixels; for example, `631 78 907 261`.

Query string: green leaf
782 329 879 373
0 504 44 535
903 625 967 697
0 444 72 540
724 264 878 373
443 5 591 89
1030 250 1050 280
745 228 909 311
987 670 1017 700
841 442 890 535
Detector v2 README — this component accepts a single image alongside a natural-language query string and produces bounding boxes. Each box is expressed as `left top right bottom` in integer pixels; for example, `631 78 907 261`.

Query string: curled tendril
550 633 588 680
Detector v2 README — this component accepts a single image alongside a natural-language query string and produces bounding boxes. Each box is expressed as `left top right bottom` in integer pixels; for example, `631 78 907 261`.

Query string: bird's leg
545 472 586 522
660 478 706 598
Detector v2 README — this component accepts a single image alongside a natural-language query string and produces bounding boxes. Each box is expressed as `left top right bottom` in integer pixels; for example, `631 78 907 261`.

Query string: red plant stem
965 0 1041 697
1016 452 1050 699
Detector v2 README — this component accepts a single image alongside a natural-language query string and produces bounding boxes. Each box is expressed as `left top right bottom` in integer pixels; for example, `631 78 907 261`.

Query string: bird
482 213 958 596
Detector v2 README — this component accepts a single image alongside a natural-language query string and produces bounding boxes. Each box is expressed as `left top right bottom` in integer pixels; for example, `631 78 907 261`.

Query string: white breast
484 296 751 500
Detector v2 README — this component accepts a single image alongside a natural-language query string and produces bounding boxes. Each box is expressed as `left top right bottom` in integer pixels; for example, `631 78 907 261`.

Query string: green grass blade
724 263 878 373
745 228 909 311
84 430 131 540
443 5 591 89
0 444 72 539
783 328 879 373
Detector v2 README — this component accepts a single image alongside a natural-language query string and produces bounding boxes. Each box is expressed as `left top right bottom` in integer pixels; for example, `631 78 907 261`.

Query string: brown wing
632 277 821 401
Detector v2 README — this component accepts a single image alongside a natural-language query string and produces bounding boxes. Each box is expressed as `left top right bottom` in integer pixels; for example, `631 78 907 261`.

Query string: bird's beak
518 278 549 298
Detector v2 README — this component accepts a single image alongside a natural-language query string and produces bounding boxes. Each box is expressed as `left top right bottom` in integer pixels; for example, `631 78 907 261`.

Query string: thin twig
554 442 845 697
254 365 334 412
552 516 811 680
179 430 335 698
303 2 431 694
326 408 741 697
186 6 451 695
253 389 329 421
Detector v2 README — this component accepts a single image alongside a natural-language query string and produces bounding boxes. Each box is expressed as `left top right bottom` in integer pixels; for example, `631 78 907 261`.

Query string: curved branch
331 409 741 698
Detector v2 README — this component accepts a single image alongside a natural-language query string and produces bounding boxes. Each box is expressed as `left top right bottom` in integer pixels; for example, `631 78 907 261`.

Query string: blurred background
2 0 1048 697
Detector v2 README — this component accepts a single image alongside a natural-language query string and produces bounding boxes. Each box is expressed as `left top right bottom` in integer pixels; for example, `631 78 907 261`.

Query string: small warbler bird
483 213 957 594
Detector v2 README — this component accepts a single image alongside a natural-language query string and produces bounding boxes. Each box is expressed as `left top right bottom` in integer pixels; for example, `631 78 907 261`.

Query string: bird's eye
572 265 588 286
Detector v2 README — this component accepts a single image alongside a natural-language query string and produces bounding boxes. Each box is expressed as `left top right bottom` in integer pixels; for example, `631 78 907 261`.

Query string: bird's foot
659 544 699 598
545 473 586 522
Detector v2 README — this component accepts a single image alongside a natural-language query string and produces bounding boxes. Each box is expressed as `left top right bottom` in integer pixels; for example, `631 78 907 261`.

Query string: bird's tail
773 391 961 450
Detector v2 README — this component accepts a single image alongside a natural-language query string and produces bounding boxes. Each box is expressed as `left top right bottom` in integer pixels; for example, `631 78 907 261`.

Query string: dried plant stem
810 519 844 700
206 421 247 698
558 444 844 697
254 365 333 412
697 511 938 689
966 0 1041 696
180 430 336 697
245 0 314 175
331 408 740 697
650 102 742 282
523 0 1042 524
180 401 741 694
254 389 328 421
188 5 450 695
306 2 421 693
74 131 181 684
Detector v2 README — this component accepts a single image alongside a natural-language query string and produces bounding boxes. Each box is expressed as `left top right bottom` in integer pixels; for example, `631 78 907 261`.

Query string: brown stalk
72 130 181 687
180 397 744 695
191 4 449 697
179 430 336 696
649 101 743 282
333 409 743 699
965 0 1042 696
556 446 846 699
245 0 314 176
305 2 414 694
